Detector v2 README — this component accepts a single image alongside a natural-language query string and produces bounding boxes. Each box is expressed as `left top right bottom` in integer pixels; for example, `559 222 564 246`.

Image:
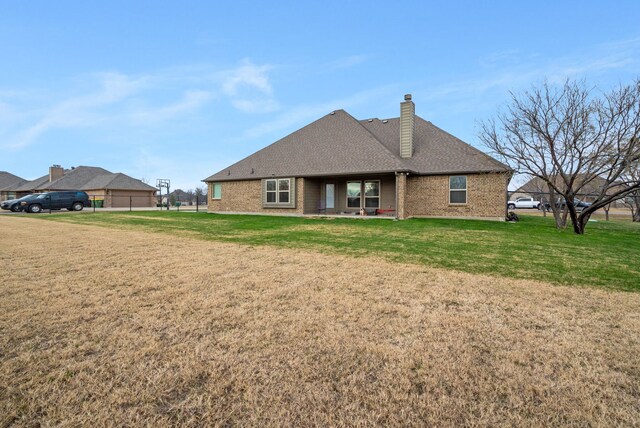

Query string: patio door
325 184 335 209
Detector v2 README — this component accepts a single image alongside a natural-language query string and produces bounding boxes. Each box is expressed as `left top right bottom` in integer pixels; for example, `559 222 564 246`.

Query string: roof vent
227 170 230 176
330 111 335 115
251 168 254 174
382 120 388 124
368 119 373 122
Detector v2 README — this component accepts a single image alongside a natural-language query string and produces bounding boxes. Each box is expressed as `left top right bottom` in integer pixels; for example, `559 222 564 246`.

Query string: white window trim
364 180 380 209
211 183 222 200
263 178 296 208
449 175 467 205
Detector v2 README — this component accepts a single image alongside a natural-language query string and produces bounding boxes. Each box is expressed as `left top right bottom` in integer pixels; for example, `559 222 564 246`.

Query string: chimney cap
404 94 412 101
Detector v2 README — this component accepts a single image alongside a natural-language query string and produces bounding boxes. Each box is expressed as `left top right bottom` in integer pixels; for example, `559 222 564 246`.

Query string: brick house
0 171 28 201
1 165 157 208
203 95 512 220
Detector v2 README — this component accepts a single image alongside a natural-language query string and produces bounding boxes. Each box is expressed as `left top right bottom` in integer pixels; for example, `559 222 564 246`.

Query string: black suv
20 191 91 213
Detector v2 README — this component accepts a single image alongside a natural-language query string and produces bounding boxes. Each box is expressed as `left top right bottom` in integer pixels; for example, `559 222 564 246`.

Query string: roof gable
13 174 50 192
37 166 111 190
0 171 27 191
204 110 402 182
82 173 157 191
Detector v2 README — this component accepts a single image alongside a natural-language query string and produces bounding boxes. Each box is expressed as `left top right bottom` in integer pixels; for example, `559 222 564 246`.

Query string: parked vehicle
0 195 32 212
19 191 91 213
507 197 541 210
543 198 592 212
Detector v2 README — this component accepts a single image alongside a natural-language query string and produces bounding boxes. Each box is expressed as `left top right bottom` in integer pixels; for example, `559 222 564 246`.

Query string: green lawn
36 211 640 291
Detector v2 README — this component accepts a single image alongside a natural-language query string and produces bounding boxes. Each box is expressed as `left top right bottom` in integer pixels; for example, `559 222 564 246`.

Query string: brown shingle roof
204 109 510 182
12 174 51 192
360 116 509 174
3 166 156 193
0 171 27 191
82 172 157 191
37 166 111 190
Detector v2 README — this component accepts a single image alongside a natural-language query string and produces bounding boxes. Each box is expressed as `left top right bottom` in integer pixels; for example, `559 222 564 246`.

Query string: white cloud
130 90 213 123
416 36 640 118
221 59 273 96
8 72 148 149
219 59 279 113
2 58 280 150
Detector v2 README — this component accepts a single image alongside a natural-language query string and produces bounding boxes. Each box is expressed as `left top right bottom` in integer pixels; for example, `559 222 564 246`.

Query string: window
263 178 295 208
347 181 361 208
266 180 277 203
364 181 380 208
449 176 467 204
278 179 290 203
212 183 222 200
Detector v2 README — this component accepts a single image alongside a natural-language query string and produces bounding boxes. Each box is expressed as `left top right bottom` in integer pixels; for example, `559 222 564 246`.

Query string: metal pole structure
129 196 132 212
93 195 96 213
156 179 171 212
48 194 51 214
196 195 199 212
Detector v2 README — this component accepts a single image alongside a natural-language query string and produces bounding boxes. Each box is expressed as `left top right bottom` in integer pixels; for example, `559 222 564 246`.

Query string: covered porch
301 174 400 217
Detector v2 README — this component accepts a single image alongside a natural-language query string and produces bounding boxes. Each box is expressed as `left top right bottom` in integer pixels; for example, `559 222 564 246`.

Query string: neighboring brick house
0 171 28 201
203 95 512 220
1 165 157 207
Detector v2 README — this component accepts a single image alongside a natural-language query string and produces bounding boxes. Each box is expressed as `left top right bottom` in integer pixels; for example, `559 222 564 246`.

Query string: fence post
130 196 132 212
93 195 96 213
196 195 199 212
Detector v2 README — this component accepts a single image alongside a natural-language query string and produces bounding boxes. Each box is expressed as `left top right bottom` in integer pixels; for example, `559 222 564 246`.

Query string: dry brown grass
1 216 639 427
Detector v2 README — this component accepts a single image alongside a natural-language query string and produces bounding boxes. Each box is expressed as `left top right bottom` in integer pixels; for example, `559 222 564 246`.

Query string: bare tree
186 189 195 205
480 79 640 234
622 159 640 221
195 186 207 205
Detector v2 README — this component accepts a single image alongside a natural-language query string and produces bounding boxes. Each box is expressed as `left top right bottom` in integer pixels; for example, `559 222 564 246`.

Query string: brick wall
207 178 305 215
207 173 509 219
405 173 509 219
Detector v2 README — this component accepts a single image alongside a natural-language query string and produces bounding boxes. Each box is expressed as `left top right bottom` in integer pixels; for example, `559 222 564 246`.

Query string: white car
507 197 541 210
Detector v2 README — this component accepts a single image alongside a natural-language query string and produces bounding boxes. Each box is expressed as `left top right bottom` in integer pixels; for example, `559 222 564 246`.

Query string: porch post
396 172 407 219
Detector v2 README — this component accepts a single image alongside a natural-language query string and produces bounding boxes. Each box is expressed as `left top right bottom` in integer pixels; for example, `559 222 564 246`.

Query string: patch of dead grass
1 216 639 426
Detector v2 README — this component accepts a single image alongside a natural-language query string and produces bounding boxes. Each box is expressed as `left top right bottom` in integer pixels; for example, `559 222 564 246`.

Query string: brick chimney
49 165 64 182
399 94 414 158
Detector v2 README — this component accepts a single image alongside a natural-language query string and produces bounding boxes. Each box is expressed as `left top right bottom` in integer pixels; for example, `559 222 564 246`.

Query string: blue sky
2 1 640 190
